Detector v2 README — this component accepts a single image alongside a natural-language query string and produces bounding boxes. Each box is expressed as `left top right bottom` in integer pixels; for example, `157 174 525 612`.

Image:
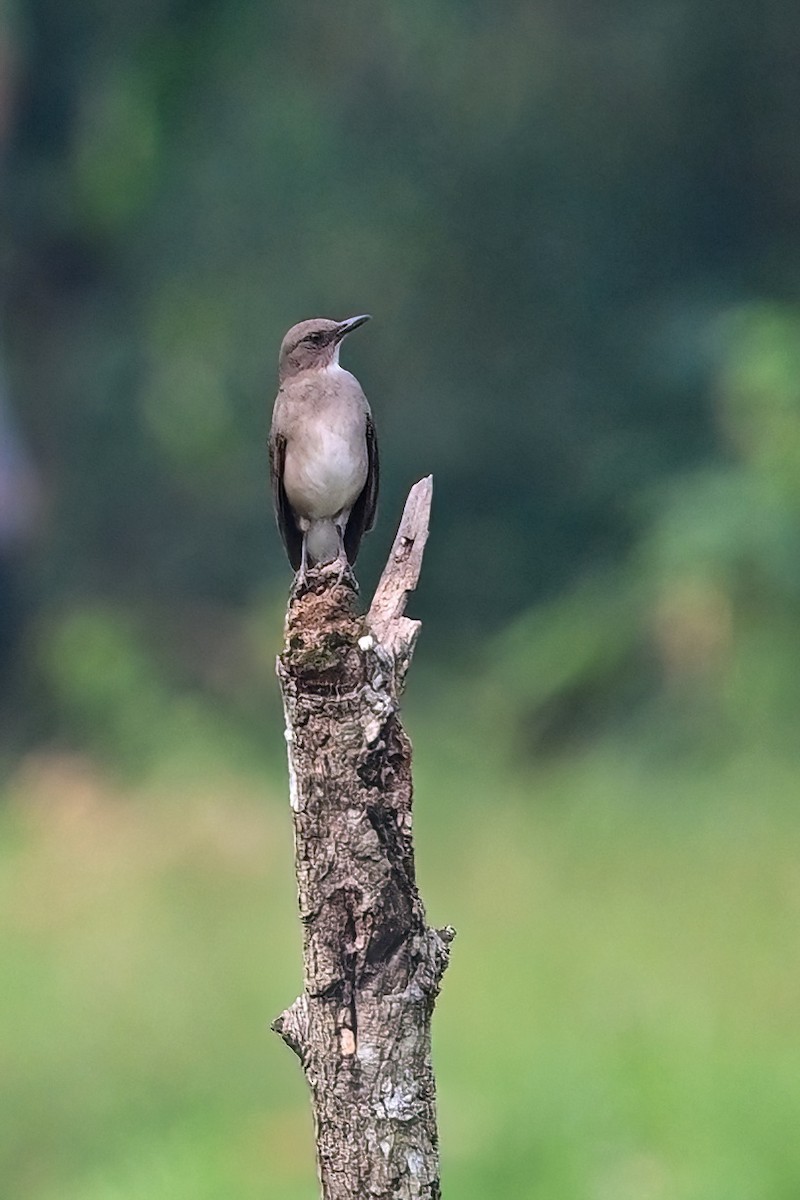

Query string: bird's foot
291 555 356 601
334 556 349 588
311 555 356 593
333 553 357 591
290 564 310 600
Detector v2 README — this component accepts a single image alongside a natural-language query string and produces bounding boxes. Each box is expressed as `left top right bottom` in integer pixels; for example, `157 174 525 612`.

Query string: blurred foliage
480 304 800 760
3 735 800 1199
0 0 798 753
1 0 799 725
4 0 799 634
3 1 800 1195
37 604 273 776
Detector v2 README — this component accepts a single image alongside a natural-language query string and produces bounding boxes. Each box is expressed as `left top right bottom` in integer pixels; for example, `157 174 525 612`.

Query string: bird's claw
291 557 355 599
290 565 309 599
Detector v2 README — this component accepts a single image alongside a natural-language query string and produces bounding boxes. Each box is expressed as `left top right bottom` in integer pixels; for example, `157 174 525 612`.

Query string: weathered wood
368 475 433 678
273 476 453 1200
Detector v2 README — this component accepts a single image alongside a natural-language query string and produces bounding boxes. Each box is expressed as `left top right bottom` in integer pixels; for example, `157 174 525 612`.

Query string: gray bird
268 314 379 584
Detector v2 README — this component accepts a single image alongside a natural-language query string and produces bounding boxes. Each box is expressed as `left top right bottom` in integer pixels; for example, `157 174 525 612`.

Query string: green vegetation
7 1 800 638
3 722 800 1199
3 1 800 1195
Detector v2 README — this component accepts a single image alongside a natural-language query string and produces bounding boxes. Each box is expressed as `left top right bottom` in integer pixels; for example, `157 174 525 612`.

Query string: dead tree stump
273 476 454 1200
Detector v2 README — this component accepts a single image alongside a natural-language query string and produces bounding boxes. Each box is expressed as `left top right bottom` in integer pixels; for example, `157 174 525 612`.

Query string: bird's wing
344 412 379 565
268 430 303 571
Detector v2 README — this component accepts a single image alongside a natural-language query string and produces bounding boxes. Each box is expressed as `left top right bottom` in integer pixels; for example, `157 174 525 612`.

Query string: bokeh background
2 2 800 1197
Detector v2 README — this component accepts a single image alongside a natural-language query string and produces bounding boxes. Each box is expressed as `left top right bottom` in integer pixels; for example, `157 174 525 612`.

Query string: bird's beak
335 314 371 340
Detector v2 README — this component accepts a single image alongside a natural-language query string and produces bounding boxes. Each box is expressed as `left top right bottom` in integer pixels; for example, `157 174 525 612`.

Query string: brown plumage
268 315 379 580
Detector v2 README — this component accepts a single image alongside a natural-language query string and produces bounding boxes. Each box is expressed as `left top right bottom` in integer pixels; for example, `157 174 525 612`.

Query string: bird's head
278 314 371 382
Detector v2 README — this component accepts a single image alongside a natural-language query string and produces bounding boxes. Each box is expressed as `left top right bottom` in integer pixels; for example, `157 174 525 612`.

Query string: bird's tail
305 519 340 566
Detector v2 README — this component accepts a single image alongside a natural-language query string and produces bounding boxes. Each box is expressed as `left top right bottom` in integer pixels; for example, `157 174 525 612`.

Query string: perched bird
268 314 379 583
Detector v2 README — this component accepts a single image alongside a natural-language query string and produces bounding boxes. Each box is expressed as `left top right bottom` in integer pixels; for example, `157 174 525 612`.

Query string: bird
268 314 379 586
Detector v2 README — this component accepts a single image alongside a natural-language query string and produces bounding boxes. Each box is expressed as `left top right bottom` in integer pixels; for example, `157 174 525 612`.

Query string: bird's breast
283 417 368 520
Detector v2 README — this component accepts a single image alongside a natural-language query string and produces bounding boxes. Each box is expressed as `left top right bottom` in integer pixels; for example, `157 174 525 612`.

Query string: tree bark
273 476 454 1200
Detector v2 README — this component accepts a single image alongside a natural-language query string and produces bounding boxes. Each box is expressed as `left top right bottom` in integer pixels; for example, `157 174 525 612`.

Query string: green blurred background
2 1 800 1197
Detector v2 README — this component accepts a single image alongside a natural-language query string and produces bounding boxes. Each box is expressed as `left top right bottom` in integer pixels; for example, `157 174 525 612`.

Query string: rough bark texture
273 477 453 1200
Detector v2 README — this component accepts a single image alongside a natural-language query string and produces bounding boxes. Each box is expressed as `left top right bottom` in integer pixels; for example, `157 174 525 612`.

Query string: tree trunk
273 477 454 1200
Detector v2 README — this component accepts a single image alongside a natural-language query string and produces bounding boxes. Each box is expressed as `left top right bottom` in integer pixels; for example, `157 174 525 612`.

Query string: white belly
283 425 367 520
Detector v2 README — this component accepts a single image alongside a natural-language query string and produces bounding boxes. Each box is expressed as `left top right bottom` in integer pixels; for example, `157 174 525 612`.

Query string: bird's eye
306 332 324 345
